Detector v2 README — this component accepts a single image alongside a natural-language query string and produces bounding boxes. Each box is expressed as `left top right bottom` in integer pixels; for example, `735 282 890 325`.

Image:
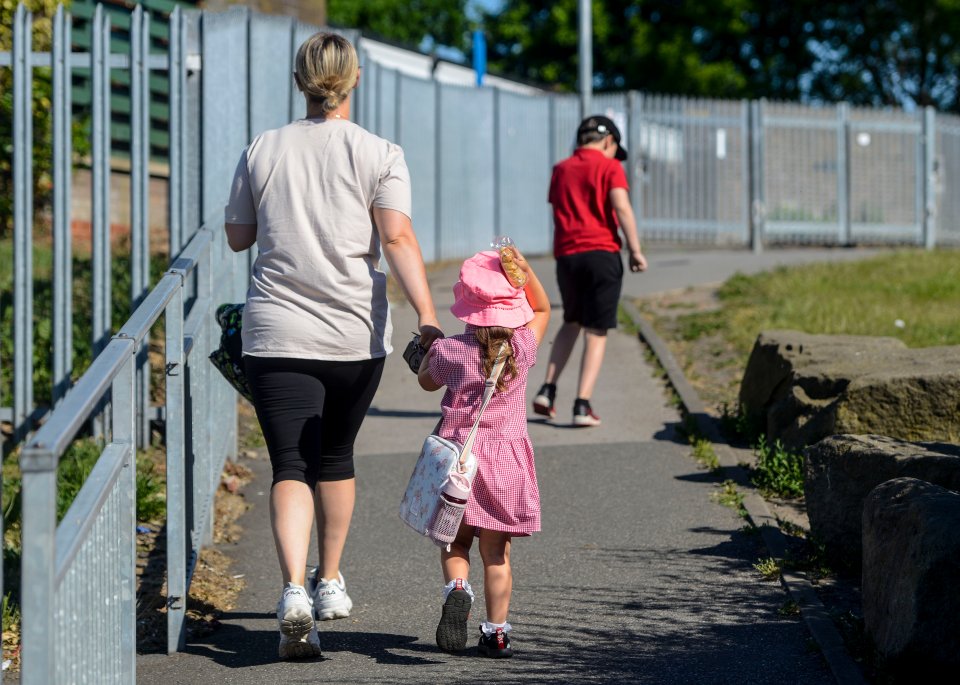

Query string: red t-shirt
548 148 629 257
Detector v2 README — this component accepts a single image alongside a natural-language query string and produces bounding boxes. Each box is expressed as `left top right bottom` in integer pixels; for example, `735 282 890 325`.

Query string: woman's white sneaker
311 571 353 620
278 623 322 660
276 582 321 659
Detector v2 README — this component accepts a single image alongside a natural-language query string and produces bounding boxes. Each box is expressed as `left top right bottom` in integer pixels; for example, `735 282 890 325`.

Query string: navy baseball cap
577 115 627 161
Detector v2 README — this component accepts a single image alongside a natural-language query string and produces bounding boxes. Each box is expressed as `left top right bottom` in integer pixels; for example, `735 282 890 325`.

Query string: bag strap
457 342 508 471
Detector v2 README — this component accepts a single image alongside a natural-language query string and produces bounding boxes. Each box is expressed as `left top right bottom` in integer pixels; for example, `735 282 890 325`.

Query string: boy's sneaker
309 569 353 620
477 626 513 658
276 583 321 659
573 399 601 427
532 383 557 419
436 579 473 653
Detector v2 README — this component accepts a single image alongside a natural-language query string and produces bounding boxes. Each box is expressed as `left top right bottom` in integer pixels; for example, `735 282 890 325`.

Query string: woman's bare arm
225 222 257 252
373 206 442 346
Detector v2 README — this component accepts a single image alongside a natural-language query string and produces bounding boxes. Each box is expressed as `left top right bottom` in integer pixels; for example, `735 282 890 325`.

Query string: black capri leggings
244 356 385 488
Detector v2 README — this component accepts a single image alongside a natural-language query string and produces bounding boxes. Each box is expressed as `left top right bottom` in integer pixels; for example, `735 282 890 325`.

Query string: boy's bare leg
543 321 581 385
478 530 512 624
577 327 608 400
313 478 355 581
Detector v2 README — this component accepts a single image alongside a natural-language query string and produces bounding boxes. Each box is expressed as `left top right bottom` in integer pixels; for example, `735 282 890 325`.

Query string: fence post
748 99 765 253
493 86 501 235
627 90 643 234
52 5 74 406
434 78 443 259
169 7 184 257
837 102 851 245
164 279 187 652
91 5 113 442
111 337 137 683
19 448 56 685
131 6 153 447
922 106 937 249
13 3 34 445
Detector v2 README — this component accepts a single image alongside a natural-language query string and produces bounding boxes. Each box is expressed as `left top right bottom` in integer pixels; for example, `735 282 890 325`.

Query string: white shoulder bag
399 344 508 546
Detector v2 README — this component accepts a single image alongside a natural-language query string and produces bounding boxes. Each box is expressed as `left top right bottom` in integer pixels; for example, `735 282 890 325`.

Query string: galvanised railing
5 2 239 682
21 218 239 683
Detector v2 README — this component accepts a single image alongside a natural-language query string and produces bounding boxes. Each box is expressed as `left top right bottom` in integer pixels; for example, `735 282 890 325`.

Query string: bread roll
499 246 527 287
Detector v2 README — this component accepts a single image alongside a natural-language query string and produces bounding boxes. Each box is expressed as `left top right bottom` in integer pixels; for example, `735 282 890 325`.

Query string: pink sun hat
450 251 534 328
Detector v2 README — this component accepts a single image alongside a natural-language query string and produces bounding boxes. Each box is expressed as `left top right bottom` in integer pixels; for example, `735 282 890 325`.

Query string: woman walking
224 32 441 659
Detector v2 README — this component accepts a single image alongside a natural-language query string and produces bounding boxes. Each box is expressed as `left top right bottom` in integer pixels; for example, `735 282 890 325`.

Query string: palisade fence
2 2 959 682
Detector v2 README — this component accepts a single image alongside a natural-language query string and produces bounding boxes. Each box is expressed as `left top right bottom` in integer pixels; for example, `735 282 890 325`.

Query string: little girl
418 247 550 657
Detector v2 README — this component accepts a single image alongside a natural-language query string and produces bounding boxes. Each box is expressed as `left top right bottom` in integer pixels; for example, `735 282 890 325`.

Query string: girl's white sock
481 620 512 635
442 578 475 602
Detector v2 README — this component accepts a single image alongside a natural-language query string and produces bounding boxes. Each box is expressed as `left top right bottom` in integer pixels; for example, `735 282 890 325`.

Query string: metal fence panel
396 73 437 261
438 83 496 258
761 100 844 242
200 6 250 222
376 66 398 142
848 106 922 243
936 113 960 244
550 94 580 166
496 90 551 254
249 13 295 138
638 94 749 242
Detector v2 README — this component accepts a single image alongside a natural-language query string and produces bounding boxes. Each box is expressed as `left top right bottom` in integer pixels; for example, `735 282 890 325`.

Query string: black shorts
244 356 385 488
556 250 624 330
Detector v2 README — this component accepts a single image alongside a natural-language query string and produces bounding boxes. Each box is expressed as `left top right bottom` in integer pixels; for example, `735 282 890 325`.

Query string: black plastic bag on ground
209 303 254 403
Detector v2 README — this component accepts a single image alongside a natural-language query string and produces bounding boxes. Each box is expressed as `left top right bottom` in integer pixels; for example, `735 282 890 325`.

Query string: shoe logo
455 579 464 591
496 629 505 648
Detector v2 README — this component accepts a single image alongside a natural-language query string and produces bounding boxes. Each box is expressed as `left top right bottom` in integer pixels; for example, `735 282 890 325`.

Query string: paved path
138 246 878 684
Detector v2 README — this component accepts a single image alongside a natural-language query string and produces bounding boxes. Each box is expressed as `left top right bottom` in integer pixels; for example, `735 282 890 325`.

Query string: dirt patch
136 418 256 654
635 285 747 418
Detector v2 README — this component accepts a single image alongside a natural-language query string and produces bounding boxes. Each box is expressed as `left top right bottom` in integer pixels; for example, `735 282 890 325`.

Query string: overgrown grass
711 249 960 354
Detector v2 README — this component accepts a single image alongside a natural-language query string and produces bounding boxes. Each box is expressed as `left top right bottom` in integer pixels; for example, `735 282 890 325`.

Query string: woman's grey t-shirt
224 118 411 361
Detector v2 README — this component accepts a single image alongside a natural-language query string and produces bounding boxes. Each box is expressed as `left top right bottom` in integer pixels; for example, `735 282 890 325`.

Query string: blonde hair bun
294 32 359 115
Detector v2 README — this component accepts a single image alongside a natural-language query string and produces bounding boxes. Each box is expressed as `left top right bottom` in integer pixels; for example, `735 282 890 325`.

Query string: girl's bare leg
478 530 512 624
441 523 476 582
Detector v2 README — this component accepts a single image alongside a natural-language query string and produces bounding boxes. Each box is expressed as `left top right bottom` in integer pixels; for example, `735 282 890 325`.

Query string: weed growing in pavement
754 557 782 580
778 599 801 617
691 437 720 471
719 402 763 445
752 435 805 498
617 303 640 335
713 480 747 518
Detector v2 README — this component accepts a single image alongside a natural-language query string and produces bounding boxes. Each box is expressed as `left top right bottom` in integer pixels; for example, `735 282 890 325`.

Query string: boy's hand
629 249 648 273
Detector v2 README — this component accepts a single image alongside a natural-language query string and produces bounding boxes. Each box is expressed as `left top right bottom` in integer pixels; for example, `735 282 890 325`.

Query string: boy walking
533 115 647 426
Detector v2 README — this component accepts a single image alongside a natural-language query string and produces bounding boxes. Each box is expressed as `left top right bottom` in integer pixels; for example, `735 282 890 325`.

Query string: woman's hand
418 320 443 348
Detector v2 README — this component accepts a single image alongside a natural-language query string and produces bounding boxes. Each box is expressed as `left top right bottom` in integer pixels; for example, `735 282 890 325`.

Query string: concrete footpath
138 247 878 684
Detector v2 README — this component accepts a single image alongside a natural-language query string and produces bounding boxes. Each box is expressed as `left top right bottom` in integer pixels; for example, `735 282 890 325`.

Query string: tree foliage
481 0 960 112
806 0 960 111
481 0 818 99
328 0 470 52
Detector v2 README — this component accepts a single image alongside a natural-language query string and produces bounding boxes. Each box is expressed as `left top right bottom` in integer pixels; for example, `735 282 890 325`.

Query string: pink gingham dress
428 325 541 535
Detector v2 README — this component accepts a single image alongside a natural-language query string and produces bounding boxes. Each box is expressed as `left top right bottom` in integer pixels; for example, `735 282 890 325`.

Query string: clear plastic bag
492 235 527 288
